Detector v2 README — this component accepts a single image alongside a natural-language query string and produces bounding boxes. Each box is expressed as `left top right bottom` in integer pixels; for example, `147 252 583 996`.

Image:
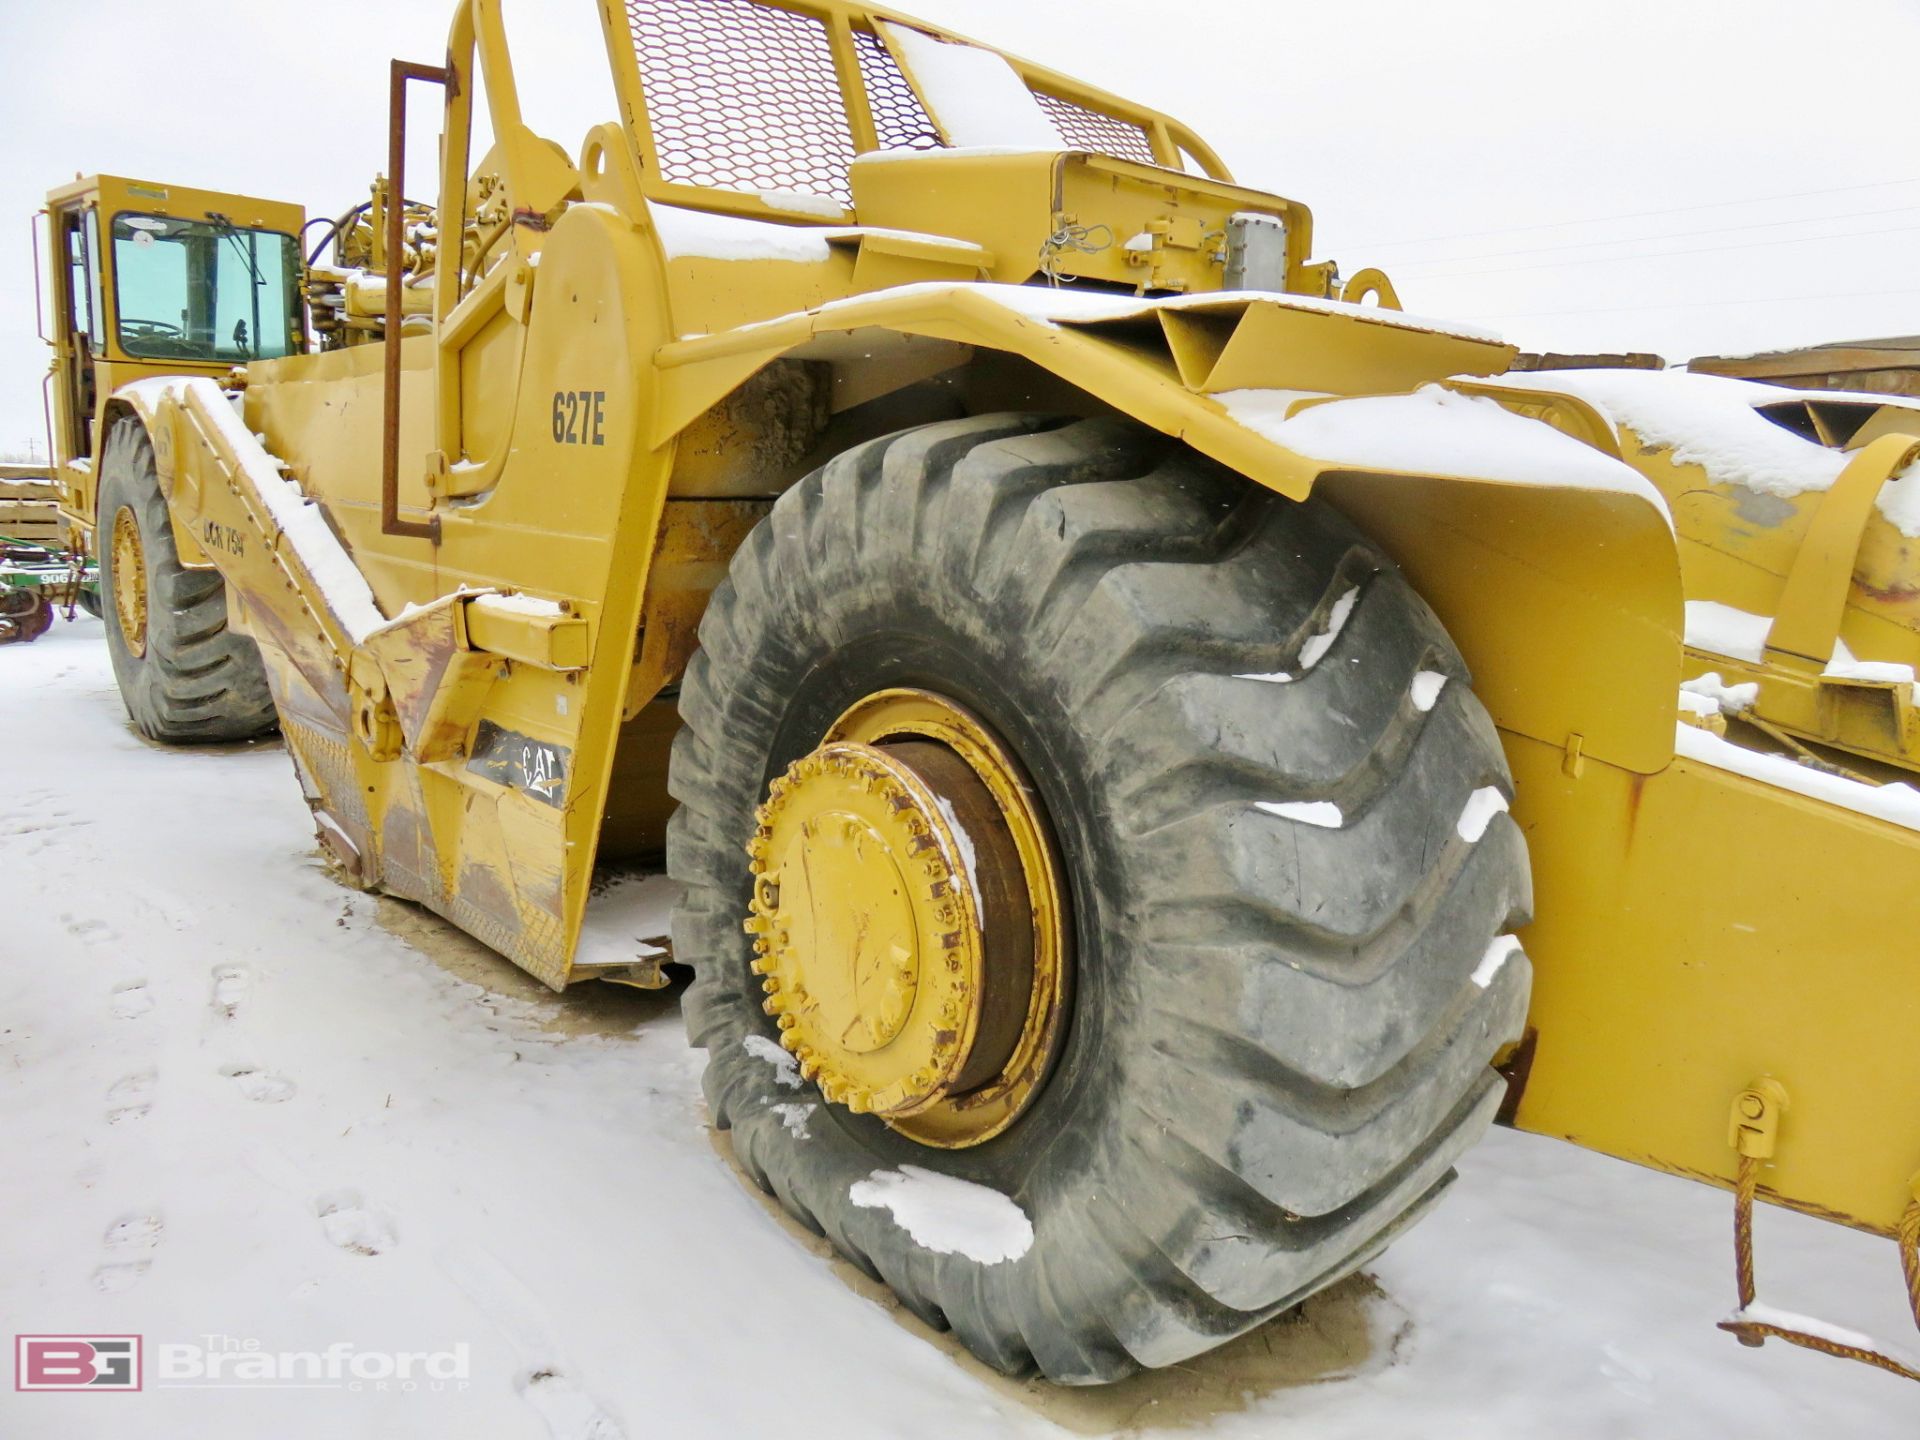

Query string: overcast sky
3 0 1918 460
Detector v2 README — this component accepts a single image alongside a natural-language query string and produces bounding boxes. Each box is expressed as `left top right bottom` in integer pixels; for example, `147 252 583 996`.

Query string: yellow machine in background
37 176 300 735
42 175 304 560
37 0 1920 1387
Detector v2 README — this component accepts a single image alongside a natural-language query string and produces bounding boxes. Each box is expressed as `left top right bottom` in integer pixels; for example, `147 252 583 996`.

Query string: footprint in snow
210 965 249 1018
1 794 91 854
1600 1341 1655 1403
63 914 117 946
131 884 199 931
111 981 154 1020
106 1070 157 1123
92 1210 163 1293
91 1263 147 1294
315 1190 397 1256
518 1368 628 1440
220 1064 296 1103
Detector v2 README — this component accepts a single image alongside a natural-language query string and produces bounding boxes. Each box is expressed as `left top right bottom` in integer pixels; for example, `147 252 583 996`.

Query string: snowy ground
3 616 1915 1438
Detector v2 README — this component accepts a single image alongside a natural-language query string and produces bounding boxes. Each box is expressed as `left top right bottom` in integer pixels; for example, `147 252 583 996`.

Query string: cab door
48 202 105 466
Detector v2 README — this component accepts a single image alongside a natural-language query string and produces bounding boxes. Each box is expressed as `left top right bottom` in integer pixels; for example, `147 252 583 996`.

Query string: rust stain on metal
1623 771 1647 847
1663 1161 1887 1237
1494 1026 1539 1126
1853 577 1920 605
458 859 523 937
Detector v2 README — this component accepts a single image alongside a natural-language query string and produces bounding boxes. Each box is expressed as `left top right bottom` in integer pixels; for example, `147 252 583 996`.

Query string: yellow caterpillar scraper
35 0 1920 1384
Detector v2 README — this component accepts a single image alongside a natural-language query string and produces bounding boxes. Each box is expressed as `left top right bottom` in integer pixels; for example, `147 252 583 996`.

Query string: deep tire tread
667 413 1531 1381
96 420 277 743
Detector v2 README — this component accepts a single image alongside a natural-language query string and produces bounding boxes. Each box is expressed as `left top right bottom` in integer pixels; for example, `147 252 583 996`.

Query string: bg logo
15 1335 143 1391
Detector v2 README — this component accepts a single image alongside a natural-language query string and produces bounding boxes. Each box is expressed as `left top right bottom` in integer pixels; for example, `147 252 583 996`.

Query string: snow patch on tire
1410 670 1449 712
1456 786 1510 842
1473 934 1525 989
742 1035 801 1089
1255 798 1344 828
1235 583 1363 684
771 1102 815 1138
849 1166 1033 1264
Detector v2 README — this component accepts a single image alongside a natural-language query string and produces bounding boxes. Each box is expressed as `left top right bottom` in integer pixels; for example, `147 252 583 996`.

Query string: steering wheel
121 317 184 337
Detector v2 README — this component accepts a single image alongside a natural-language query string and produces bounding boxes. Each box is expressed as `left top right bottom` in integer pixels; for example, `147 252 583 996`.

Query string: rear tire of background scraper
96 420 278 743
666 412 1534 1383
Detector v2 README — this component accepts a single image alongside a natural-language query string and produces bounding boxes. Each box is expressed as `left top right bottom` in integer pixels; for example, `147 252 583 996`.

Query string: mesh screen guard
621 0 1171 208
627 0 860 204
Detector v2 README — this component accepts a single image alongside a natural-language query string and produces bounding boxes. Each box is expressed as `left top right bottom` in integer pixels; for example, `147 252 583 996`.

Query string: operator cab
37 175 303 543
40 176 304 460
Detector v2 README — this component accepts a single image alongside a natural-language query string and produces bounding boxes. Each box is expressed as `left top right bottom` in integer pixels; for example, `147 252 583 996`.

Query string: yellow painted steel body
53 0 1920 1252
1448 376 1920 1239
1577 385 1920 776
1505 731 1920 1239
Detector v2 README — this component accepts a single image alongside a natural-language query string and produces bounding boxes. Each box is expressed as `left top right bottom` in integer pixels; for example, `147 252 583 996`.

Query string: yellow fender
647 280 1684 776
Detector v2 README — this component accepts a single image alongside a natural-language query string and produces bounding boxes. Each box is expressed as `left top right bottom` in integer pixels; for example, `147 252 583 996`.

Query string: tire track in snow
438 1247 628 1440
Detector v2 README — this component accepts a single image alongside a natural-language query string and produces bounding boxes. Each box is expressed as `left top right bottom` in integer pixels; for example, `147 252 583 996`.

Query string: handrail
382 58 448 544
32 209 58 471
30 210 48 344
1763 431 1920 668
40 369 58 479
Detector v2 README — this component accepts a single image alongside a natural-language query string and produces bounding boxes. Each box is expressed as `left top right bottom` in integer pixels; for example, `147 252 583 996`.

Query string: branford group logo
15 1333 468 1393
15 1335 143 1391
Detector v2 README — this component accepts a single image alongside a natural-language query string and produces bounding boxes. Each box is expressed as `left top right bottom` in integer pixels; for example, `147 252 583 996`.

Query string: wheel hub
110 505 148 658
746 690 1069 1147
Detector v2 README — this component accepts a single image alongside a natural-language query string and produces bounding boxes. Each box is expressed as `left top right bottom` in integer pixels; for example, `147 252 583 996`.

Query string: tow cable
1717 1079 1920 1383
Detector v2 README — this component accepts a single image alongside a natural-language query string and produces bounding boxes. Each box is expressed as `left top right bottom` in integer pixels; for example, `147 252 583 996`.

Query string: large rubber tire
97 421 277 743
668 414 1533 1382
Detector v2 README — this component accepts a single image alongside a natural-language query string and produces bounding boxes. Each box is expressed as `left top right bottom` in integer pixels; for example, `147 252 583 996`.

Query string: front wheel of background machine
667 413 1533 1382
96 422 277 743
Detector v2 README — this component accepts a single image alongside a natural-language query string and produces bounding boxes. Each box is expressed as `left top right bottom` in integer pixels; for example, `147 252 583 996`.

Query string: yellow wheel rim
110 505 149 659
746 688 1070 1148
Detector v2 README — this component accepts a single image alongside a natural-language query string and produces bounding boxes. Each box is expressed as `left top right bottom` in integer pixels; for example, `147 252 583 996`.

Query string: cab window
111 212 301 361
56 208 106 350
84 211 106 350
